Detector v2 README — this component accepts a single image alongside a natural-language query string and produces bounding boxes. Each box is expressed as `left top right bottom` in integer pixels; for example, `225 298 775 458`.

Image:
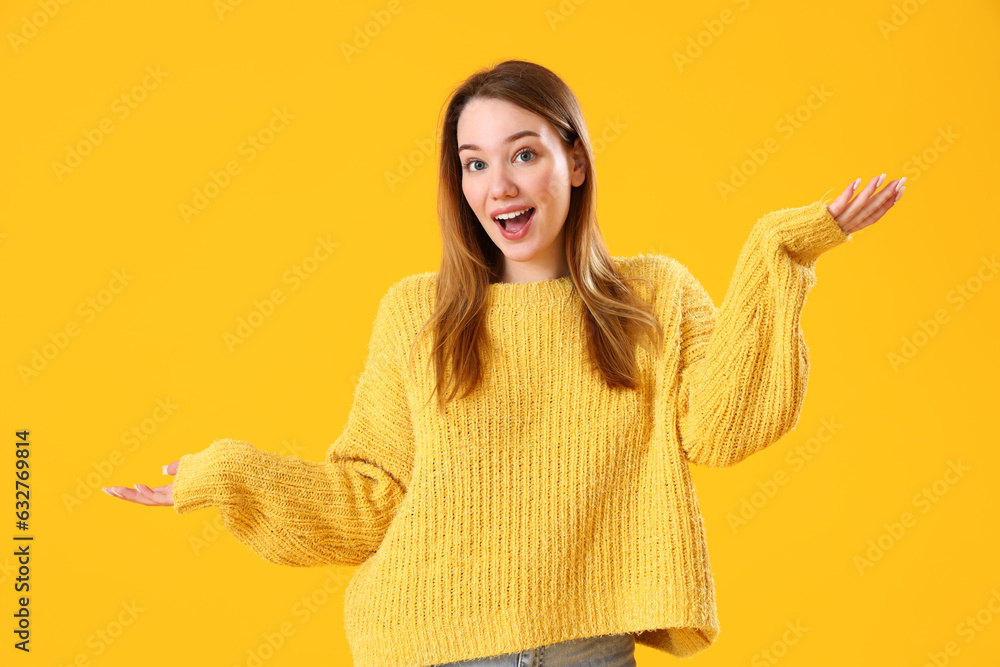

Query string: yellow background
2 0 998 665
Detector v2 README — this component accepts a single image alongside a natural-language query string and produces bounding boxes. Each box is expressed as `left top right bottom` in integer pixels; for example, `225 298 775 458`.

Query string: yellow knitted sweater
172 199 850 667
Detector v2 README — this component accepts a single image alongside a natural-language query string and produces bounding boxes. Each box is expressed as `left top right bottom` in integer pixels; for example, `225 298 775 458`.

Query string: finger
109 485 159 506
841 173 885 224
846 179 902 233
105 486 135 501
826 178 861 220
106 485 138 503
104 485 132 502
856 179 899 229
163 460 180 476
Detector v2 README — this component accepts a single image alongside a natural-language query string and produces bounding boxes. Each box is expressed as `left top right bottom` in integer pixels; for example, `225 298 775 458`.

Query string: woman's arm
170 282 416 567
675 176 903 468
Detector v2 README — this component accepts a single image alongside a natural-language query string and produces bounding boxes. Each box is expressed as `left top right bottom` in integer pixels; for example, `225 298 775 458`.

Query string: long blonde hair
412 59 663 414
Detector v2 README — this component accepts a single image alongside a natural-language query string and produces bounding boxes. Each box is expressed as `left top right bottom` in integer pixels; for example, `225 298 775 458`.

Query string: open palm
828 173 906 233
103 460 178 506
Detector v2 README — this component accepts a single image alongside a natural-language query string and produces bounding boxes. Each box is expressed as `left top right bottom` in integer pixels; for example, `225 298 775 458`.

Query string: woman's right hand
102 460 179 506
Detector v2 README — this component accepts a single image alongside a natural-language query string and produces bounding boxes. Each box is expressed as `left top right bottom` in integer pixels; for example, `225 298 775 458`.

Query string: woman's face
457 97 586 276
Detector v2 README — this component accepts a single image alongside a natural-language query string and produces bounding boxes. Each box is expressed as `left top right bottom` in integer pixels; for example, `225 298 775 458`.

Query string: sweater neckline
486 274 575 306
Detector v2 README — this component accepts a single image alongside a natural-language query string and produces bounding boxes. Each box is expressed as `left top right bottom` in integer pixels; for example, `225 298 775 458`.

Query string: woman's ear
570 138 587 187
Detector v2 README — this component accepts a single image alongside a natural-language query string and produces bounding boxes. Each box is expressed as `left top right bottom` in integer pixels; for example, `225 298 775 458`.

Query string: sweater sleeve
674 199 850 468
170 283 416 567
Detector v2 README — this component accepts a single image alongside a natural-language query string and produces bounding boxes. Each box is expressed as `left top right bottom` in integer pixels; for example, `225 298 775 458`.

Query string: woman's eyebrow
458 130 540 153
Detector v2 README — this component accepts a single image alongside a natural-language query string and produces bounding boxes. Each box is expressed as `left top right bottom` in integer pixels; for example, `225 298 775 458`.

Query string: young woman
104 60 904 667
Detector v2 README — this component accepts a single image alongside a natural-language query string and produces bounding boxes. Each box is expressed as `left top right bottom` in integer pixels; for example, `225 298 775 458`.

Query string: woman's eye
515 148 537 163
463 148 536 173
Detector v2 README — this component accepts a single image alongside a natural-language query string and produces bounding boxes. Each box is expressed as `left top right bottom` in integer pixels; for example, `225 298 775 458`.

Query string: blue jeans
429 633 636 666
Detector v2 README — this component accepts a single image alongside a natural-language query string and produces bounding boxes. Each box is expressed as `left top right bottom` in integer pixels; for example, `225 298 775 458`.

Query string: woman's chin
498 243 545 262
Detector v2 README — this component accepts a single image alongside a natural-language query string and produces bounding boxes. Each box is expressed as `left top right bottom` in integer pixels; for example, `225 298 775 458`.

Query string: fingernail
133 484 143 494
895 185 905 202
853 178 860 191
895 176 907 192
877 173 886 188
162 465 169 475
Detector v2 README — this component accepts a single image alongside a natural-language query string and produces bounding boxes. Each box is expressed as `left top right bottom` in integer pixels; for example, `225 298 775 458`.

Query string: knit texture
172 199 850 667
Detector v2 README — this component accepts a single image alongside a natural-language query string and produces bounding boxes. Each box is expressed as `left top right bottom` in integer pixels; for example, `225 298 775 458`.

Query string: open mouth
494 207 534 233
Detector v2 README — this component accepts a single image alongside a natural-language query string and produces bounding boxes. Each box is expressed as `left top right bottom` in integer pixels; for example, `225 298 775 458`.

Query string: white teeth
494 207 531 221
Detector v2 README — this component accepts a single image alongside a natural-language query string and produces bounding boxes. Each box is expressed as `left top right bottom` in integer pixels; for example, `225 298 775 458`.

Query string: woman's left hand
827 174 906 235
102 461 178 506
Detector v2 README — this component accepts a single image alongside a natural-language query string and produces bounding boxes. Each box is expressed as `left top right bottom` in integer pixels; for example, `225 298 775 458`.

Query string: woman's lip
495 207 534 240
491 204 534 218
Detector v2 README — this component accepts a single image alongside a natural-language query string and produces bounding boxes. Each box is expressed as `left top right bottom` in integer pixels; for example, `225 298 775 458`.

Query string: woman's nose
489 168 518 199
